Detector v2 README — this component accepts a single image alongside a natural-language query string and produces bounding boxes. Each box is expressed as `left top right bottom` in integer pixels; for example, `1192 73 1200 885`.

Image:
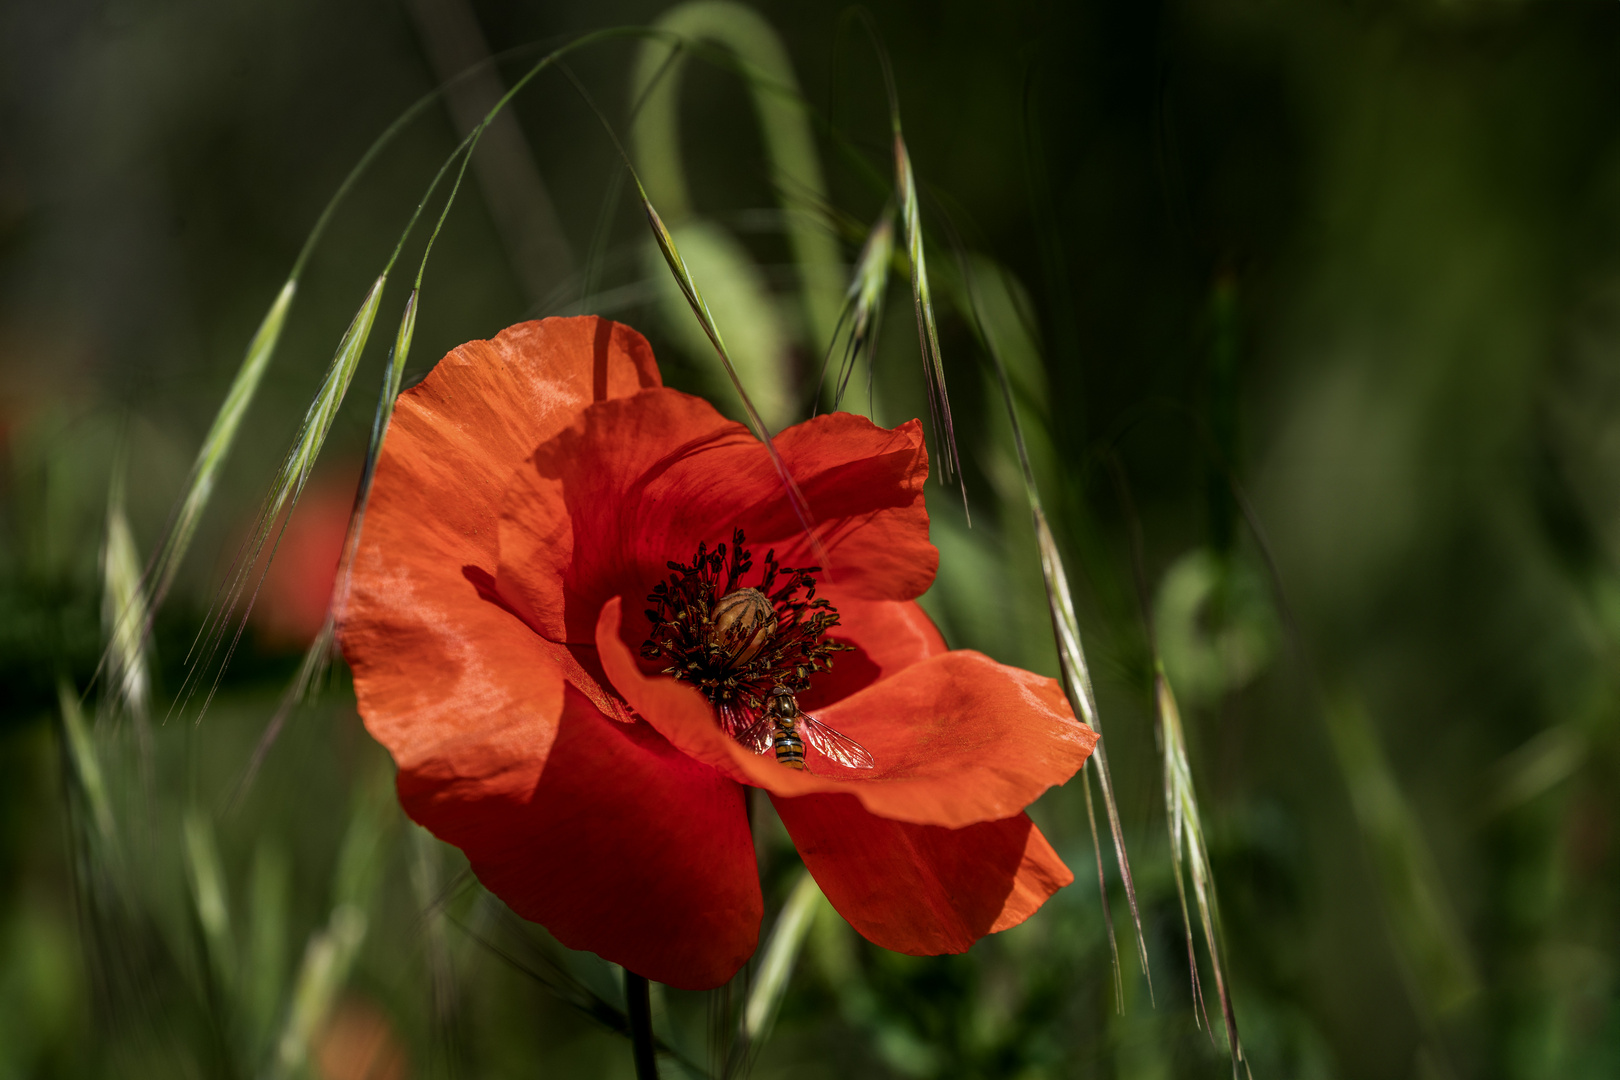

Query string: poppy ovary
640 528 849 714
708 587 778 666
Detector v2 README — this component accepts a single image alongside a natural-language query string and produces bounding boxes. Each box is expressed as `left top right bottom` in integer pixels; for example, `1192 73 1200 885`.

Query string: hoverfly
721 686 875 772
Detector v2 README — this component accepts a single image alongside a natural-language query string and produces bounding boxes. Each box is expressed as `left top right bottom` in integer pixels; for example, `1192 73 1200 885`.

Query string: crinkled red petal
399 684 760 990
495 389 937 645
596 598 1097 828
342 317 659 775
771 793 1072 953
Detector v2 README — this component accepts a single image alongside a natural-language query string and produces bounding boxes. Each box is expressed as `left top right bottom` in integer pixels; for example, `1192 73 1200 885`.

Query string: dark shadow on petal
592 315 612 402
464 563 534 626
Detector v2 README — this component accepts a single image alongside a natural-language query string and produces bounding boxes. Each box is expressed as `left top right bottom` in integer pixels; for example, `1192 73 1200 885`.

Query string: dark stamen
641 528 848 715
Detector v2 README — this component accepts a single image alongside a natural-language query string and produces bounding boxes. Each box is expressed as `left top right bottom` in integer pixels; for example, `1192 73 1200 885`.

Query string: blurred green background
5 0 1620 1076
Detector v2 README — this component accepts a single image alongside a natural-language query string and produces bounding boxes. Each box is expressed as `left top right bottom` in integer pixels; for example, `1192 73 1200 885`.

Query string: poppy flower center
640 529 849 718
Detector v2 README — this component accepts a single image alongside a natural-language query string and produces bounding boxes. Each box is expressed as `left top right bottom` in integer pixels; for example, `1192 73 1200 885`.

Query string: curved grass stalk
1326 693 1479 1023
232 290 418 804
144 56 468 616
632 8 968 510
630 1 845 351
558 59 833 573
957 258 1152 1004
178 274 387 723
187 30 651 730
641 194 832 573
91 49 464 718
226 32 673 809
849 14 967 510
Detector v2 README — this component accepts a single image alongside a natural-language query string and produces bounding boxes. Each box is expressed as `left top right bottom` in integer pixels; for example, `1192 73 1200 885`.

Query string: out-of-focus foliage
4 0 1620 1077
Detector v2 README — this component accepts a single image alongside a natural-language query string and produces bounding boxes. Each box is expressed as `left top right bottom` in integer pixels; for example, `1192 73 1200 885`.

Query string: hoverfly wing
719 702 774 751
798 711 875 770
719 701 774 755
717 701 751 739
737 714 775 755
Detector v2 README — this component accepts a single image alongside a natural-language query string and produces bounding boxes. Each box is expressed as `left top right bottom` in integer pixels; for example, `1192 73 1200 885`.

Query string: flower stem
624 970 659 1079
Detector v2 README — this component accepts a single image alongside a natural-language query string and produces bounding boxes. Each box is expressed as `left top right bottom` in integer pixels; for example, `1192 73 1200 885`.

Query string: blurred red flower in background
254 468 357 648
339 317 1097 989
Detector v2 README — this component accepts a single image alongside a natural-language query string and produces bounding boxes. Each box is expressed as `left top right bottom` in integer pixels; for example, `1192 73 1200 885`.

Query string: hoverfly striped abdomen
766 687 808 770
772 725 807 770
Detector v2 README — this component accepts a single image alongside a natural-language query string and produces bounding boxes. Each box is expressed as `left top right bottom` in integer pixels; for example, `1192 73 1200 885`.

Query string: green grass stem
957 259 1152 1002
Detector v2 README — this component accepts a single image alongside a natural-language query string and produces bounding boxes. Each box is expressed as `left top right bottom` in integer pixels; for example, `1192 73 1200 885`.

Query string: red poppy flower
339 316 1097 990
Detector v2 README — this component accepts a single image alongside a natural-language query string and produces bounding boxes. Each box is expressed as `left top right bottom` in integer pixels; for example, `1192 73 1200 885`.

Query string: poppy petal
496 391 938 645
342 317 660 769
398 683 760 990
596 597 1097 828
748 412 936 598
347 579 573 777
495 388 747 643
795 595 948 712
771 793 1072 954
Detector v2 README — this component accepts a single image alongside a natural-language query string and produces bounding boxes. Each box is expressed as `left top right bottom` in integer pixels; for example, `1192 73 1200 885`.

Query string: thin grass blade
959 264 1152 997
1037 508 1152 993
58 681 114 846
271 766 392 1078
182 808 237 992
1080 767 1125 1011
816 208 893 416
342 287 419 612
895 133 966 510
556 50 833 570
644 218 796 428
138 31 611 627
151 280 296 609
274 275 390 528
181 275 386 722
846 210 894 370
232 290 419 805
726 870 825 1075
858 15 965 504
408 827 461 1056
641 191 831 572
630 3 845 350
246 841 290 1054
1157 664 1244 1071
273 904 367 1079
1326 692 1479 1021
101 471 151 721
